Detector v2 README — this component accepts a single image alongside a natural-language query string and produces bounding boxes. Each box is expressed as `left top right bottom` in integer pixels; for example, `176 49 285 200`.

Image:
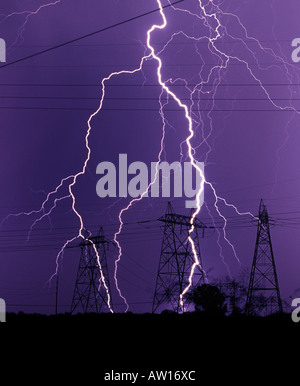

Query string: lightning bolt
167 0 299 269
1 1 62 50
2 0 298 315
114 0 298 311
112 1 208 312
159 0 299 309
0 0 178 314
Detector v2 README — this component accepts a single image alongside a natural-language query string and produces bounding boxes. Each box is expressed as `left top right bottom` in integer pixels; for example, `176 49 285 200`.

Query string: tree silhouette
215 277 248 315
188 284 226 315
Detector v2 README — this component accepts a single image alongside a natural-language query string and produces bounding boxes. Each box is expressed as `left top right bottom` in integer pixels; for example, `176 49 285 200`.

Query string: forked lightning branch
96 154 205 208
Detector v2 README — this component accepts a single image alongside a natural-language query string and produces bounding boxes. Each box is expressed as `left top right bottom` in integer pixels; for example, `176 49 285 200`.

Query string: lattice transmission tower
70 227 113 314
245 199 282 316
152 202 206 313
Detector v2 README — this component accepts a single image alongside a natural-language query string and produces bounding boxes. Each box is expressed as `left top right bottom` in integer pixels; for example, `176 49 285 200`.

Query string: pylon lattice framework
152 202 206 314
245 199 283 316
70 227 113 314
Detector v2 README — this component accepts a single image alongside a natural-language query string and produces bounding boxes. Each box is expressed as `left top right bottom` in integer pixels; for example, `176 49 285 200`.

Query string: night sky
0 0 300 315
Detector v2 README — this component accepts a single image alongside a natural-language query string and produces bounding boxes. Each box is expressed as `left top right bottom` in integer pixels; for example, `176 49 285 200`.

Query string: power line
0 96 299 101
0 82 299 87
0 106 297 112
217 176 300 195
15 38 300 48
3 62 297 68
0 209 297 241
0 0 185 70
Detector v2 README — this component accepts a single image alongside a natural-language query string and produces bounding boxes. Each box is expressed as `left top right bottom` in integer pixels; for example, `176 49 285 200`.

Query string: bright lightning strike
2 0 298 315
111 0 298 311
110 0 207 312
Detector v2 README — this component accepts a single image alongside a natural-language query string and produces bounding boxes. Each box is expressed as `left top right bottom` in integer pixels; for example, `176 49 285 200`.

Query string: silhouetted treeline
5 310 297 329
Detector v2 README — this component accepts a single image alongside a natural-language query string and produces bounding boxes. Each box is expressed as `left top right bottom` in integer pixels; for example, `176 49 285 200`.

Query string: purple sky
0 0 300 314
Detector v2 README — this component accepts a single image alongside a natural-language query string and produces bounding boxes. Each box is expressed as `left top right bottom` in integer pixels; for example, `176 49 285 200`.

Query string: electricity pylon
152 202 206 313
245 199 282 316
70 227 113 314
